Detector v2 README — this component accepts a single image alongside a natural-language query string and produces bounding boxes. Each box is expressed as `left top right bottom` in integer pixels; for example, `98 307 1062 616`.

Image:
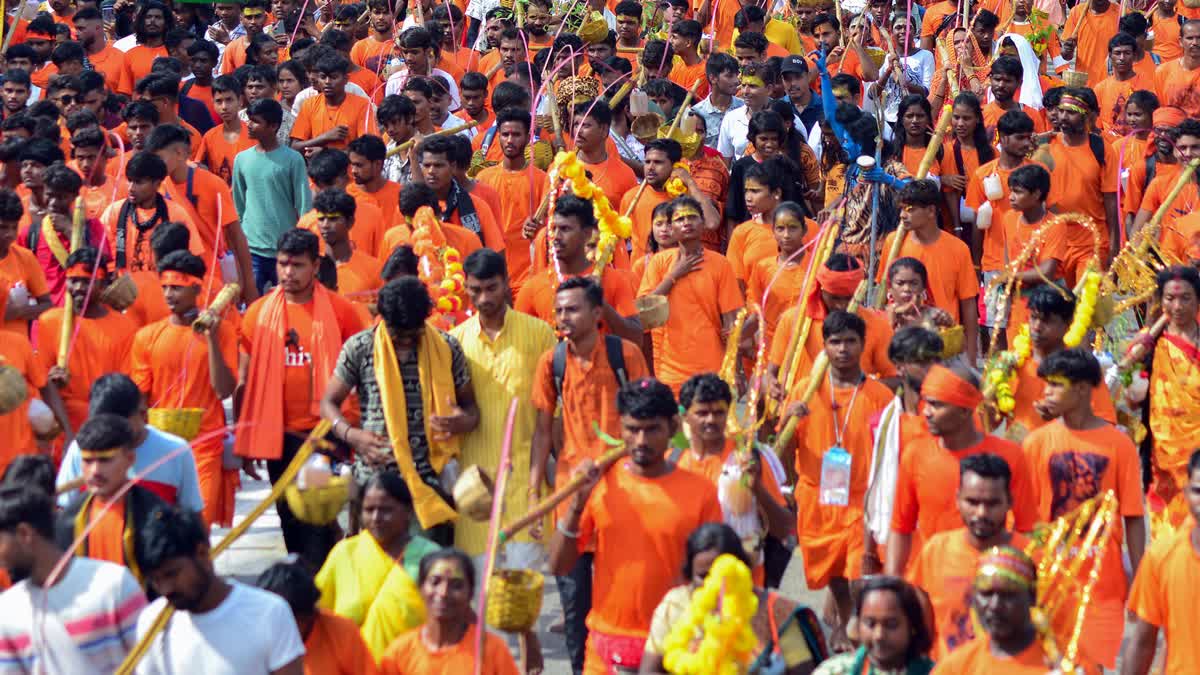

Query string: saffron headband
159 270 203 287
921 364 983 410
65 263 99 279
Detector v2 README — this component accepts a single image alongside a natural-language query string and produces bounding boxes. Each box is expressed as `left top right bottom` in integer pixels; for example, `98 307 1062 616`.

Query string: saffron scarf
373 321 460 528
72 493 143 583
235 285 340 460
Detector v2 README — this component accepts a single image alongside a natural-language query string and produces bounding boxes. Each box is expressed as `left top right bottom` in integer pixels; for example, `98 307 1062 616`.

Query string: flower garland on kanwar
662 554 759 675
545 150 633 278
409 205 469 330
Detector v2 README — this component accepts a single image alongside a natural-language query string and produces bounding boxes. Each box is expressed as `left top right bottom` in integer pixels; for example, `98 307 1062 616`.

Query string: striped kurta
450 309 556 556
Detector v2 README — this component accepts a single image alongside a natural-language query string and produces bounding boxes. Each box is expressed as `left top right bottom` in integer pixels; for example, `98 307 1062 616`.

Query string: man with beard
57 414 170 583
548 378 720 675
907 456 1029 660
929 545 1054 672
73 7 125 88
1126 107 1183 236
1021 349 1145 669
136 506 306 674
414 135 505 250
1124 449 1200 675
1133 117 1200 244
523 0 553 49
351 0 398 73
219 0 270 74
0 485 146 673
886 364 1036 576
118 1 172 96
1040 88 1120 267
531 276 648 674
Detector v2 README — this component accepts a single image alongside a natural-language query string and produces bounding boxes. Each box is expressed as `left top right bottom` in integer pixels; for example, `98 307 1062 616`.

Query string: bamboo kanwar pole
874 103 952 309
501 444 628 539
55 477 84 496
388 121 480 156
114 421 334 675
1145 158 1200 238
608 80 634 109
778 222 839 396
1119 314 1169 371
56 198 86 369
774 280 869 454
192 283 242 334
667 79 703 137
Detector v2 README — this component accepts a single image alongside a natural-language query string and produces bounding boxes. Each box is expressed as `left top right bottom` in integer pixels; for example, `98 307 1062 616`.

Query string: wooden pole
387 121 480 157
500 444 628 539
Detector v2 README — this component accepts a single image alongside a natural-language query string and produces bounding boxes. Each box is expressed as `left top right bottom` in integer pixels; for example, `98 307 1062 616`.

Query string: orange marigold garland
410 205 469 330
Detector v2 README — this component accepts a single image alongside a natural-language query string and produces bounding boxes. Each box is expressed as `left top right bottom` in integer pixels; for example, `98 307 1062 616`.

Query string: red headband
160 270 202 287
921 364 983 409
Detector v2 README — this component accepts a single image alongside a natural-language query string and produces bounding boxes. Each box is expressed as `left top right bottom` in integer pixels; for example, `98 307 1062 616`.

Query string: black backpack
551 334 628 401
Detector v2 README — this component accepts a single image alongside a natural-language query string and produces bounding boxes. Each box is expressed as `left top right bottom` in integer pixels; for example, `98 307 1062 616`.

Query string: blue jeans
250 253 278 295
557 552 593 675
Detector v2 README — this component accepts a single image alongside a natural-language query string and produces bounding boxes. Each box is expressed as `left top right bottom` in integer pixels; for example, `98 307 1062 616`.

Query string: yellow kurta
450 309 557 555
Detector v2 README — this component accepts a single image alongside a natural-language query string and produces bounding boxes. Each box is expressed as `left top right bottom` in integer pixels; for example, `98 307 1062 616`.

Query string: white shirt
135 581 304 675
716 105 805 160
384 67 462 111
113 34 139 53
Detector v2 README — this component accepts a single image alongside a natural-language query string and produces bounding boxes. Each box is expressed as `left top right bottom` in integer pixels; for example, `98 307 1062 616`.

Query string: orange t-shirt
185 82 218 121
0 244 49 335
531 335 649 471
468 178 503 223
909 528 1030 659
0 333 44 474
299 202 387 260
726 219 777 284
965 158 1035 272
347 180 402 238
1139 171 1200 240
348 67 384 104
929 635 1054 674
78 176 130 223
380 221 482 261
790 374 894 588
1127 527 1200 675
86 496 127 566
515 266 638 331
35 309 138 430
379 625 516 675
982 101 1048 138
335 249 383 296
198 124 254 184
1151 13 1183 62
698 0 742 49
219 35 251 74
768 305 897 383
1094 73 1155 136
637 248 744 390
305 610 378 675
1122 147 1171 219
100 197 207 273
879 230 977 321
746 255 806 350
1009 357 1118 435
350 36 396 72
87 45 126 89
577 462 723 636
1064 3 1122 87
1162 210 1200 263
475 164 550 290
441 193 506 252
291 94 379 150
239 293 368 432
163 166 238 258
619 183 672 262
1153 58 1200 118
118 44 168 96
1044 137 1119 252
1022 420 1144 668
124 270 172 329
891 434 1038 539
580 151 638 212
668 59 710 99
901 144 940 178
939 141 983 187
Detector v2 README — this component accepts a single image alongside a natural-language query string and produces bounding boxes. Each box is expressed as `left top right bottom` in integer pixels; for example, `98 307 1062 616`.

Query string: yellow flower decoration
984 324 1033 415
550 150 628 274
665 162 689 197
662 555 758 675
1064 270 1101 348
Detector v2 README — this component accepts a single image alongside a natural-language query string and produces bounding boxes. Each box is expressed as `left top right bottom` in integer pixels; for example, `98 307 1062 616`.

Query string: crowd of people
1 0 1200 672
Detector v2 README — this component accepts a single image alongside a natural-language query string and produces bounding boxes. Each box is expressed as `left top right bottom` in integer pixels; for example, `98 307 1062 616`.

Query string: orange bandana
805 266 865 321
159 270 202 287
1153 106 1187 128
65 263 97 279
921 364 983 409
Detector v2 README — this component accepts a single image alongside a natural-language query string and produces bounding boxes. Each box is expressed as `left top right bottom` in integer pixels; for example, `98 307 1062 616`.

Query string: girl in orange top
257 559 377 675
746 201 811 351
894 94 942 179
941 93 995 236
727 160 785 287
379 549 524 675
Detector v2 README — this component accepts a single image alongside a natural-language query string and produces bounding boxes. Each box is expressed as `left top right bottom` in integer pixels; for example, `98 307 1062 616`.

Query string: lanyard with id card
819 372 862 507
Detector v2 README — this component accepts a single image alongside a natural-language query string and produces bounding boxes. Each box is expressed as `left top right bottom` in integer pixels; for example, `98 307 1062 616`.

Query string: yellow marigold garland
410 205 468 330
984 324 1033 415
1064 268 1101 347
665 162 689 197
662 554 758 675
549 151 633 274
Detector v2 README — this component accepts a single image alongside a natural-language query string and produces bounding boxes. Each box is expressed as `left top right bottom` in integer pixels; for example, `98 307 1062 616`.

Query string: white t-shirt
135 581 304 675
0 557 147 674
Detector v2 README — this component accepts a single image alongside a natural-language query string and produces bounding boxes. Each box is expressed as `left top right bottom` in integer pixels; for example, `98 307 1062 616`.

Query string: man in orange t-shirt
1123 450 1200 675
667 20 711 99
99 153 206 277
313 189 383 298
475 108 549 294
619 143 674 263
345 135 399 252
0 327 61 474
116 4 169 95
638 196 743 392
302 148 391 258
130 251 239 528
514 195 642 344
1094 33 1155 136
1041 90 1120 264
887 364 1037 578
73 8 125 88
414 135 506 252
907 453 1030 659
572 100 638 209
1132 118 1200 241
351 0 399 72
197 76 254 184
1021 348 1145 669
780 310 893 649
1152 20 1200 118
291 54 378 153
981 57 1048 137
531 276 649 673
0 194 51 335
547 378 721 675
218 0 269 74
1063 0 1121 87
880 179 979 363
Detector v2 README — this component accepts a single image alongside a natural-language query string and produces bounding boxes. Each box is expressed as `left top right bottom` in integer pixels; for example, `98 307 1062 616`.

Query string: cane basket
636 294 670 329
487 569 545 633
148 407 205 441
0 363 28 415
285 476 350 525
100 274 139 311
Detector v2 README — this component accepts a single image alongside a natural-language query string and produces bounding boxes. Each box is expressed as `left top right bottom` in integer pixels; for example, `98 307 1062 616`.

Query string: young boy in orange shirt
312 189 383 298
291 53 377 153
1000 164 1067 340
198 75 253 184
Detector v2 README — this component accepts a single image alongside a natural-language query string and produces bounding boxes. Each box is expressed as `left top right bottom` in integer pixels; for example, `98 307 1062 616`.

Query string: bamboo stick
55 477 84 496
1145 158 1200 239
388 121 480 157
192 284 241 334
56 199 86 369
1119 314 1169 371
501 444 628 539
114 421 333 675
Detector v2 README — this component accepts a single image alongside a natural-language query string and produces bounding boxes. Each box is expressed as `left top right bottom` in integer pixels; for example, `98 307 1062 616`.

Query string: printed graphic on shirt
1048 451 1110 518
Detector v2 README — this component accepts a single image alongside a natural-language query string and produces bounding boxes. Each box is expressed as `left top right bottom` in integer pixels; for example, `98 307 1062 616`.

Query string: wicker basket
453 465 495 522
487 569 545 633
631 113 664 144
636 294 670 329
529 140 555 170
578 15 609 44
939 324 964 359
285 475 350 525
148 407 205 441
100 273 139 311
0 363 28 415
1062 70 1088 88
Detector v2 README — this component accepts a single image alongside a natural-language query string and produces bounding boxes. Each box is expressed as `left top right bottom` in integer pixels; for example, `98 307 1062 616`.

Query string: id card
819 446 852 506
